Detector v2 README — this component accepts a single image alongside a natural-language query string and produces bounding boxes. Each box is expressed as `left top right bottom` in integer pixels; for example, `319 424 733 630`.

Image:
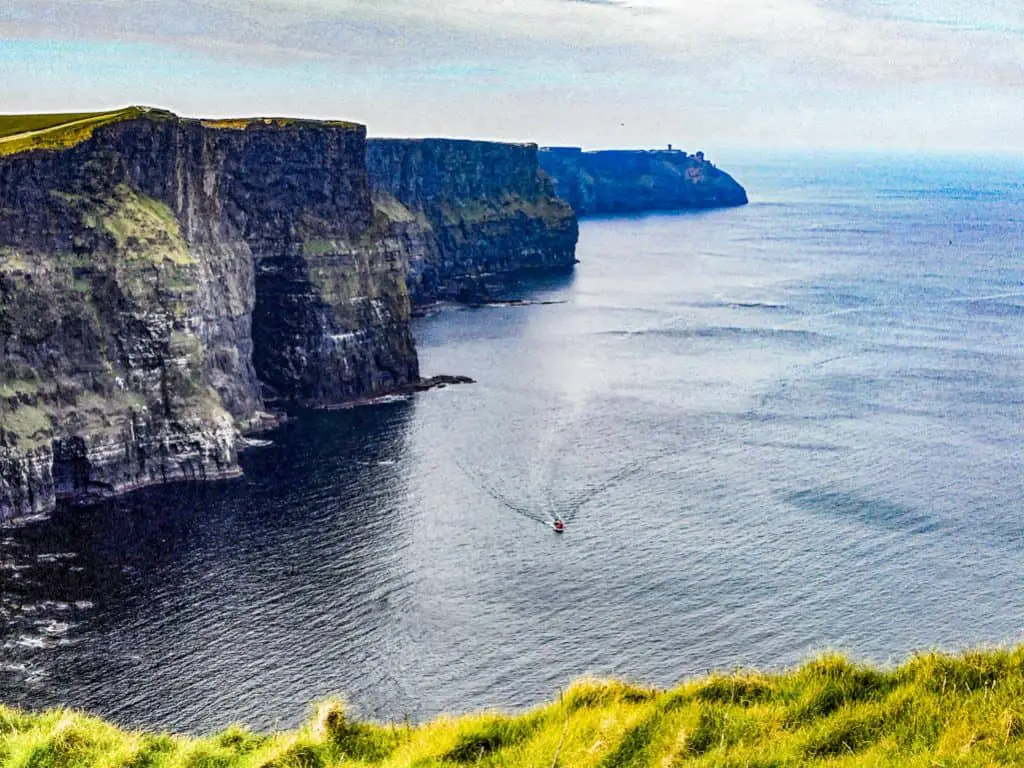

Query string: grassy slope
3 648 1024 767
0 109 362 157
0 109 146 156
0 112 113 139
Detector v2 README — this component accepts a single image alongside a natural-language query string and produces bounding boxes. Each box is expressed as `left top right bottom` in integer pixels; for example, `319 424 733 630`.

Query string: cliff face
367 139 578 303
0 110 419 518
538 147 747 216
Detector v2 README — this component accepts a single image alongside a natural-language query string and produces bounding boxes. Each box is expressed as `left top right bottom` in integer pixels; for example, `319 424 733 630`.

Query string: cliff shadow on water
0 401 419 726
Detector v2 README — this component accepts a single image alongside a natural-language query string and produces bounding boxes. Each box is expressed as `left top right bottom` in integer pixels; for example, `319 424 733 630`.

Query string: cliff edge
539 147 747 216
367 139 578 304
0 108 419 518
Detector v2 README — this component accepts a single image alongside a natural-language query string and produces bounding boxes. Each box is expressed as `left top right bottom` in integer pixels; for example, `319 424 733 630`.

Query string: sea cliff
539 147 747 216
0 108 420 518
367 139 578 304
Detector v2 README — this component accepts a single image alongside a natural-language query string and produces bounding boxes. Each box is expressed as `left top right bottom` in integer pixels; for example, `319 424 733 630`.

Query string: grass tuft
563 678 657 713
308 700 397 762
696 673 776 706
800 705 884 757
442 713 542 763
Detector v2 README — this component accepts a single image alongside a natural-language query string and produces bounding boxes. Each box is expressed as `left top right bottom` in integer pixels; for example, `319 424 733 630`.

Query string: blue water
2 153 1023 733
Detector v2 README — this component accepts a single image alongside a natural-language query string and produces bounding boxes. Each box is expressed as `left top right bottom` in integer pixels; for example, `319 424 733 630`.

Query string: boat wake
546 459 648 524
454 453 651 531
453 457 549 526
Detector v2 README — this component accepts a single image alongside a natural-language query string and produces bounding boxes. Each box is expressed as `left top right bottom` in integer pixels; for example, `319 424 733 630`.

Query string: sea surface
2 152 1023 733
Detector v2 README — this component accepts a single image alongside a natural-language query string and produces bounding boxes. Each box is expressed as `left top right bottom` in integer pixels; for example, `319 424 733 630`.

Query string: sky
1 0 1023 153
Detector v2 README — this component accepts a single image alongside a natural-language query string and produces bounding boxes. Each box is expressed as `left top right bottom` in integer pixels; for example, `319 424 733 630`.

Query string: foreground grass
3 648 1024 767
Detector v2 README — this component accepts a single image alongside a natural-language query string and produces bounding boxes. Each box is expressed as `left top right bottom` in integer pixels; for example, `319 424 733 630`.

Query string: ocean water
2 152 1023 733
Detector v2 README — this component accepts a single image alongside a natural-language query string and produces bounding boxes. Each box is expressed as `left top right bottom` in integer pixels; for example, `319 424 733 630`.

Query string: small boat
552 519 565 533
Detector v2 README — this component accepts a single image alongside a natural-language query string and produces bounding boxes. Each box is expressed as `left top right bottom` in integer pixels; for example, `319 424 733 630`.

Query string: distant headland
539 146 748 216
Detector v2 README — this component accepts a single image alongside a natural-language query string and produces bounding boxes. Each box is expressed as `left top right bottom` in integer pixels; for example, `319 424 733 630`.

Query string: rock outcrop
0 108 419 518
367 139 578 304
538 147 747 216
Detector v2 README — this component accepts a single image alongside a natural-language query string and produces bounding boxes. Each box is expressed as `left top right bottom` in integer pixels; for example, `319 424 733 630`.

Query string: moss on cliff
0 378 41 398
0 216 212 437
439 194 577 228
371 193 420 225
98 186 195 267
365 139 579 304
0 127 241 512
1 404 52 451
0 248 32 275
4 648 1024 767
299 214 413 315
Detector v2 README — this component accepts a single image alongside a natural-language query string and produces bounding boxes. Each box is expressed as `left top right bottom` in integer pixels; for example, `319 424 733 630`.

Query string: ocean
2 151 1022 732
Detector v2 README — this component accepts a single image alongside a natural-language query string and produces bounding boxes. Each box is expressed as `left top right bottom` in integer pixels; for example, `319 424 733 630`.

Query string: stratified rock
367 139 579 304
0 109 420 518
538 147 747 216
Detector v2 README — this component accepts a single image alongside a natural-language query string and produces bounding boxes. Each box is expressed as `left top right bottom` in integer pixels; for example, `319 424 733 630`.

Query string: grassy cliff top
0 111 130 139
0 107 362 157
0 107 151 157
200 116 362 131
3 647 1024 767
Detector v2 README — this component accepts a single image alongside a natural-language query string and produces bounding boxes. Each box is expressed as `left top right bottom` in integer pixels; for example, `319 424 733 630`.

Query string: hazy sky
2 0 1022 152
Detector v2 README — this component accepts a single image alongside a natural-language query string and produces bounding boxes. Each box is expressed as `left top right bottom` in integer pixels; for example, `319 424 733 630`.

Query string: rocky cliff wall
538 147 748 216
0 110 419 518
367 139 578 303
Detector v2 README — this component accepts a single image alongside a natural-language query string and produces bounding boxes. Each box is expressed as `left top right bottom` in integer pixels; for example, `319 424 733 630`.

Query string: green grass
0 378 41 399
0 108 360 157
97 185 195 267
4 648 1024 767
0 403 53 451
0 112 115 139
200 116 362 131
438 193 575 227
0 108 147 157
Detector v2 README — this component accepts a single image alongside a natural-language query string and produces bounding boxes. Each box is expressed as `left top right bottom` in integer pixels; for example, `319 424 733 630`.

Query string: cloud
1 0 1022 149
3 0 1021 89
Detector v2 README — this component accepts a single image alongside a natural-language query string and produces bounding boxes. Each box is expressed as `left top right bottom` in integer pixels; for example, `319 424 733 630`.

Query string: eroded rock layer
538 147 748 216
367 139 579 304
0 110 419 517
